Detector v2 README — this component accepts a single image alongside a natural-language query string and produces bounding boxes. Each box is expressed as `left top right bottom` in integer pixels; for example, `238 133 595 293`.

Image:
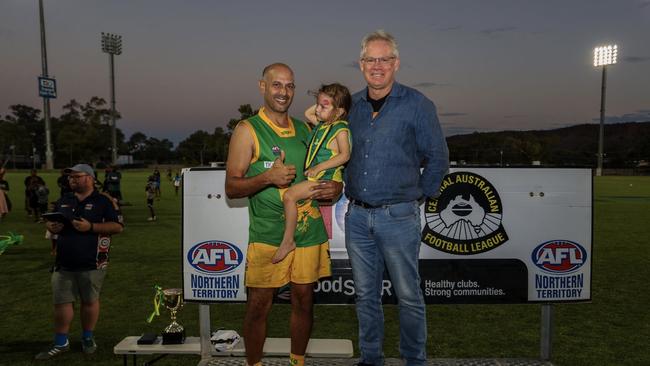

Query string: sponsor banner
309 259 527 304
183 168 592 304
422 172 509 255
530 240 588 301
182 171 248 302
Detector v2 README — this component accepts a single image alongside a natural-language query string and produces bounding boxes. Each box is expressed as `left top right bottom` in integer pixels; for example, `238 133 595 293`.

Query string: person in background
36 163 123 360
24 169 45 217
173 172 181 196
35 181 50 223
57 169 72 199
103 165 123 203
0 168 12 218
28 178 46 222
145 176 157 221
152 168 161 198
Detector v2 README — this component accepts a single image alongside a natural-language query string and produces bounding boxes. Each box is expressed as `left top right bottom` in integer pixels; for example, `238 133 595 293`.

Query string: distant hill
446 121 650 168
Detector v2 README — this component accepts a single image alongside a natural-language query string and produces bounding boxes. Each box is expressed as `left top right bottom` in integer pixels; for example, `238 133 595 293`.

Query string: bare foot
272 240 296 264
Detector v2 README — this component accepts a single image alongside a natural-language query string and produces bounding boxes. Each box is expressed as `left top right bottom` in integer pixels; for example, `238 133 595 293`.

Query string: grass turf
0 171 648 365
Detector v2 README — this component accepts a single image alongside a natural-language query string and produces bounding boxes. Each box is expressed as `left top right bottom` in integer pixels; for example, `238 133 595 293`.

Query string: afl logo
187 240 243 275
532 240 587 274
422 172 509 255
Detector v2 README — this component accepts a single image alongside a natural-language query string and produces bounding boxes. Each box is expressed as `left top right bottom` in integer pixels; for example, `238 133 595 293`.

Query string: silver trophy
161 288 185 344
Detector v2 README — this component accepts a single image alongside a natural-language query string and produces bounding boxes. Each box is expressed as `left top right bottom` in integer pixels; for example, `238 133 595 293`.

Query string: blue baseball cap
64 164 95 179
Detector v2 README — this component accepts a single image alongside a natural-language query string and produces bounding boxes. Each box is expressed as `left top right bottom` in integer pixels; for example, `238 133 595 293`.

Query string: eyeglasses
68 174 89 180
360 56 396 65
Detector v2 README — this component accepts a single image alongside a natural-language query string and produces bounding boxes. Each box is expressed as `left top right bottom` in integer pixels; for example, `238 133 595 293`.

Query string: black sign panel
304 259 528 304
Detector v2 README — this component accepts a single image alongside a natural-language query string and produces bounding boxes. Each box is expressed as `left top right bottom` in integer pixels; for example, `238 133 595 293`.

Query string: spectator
0 168 11 217
57 169 72 199
145 176 157 221
24 169 45 217
103 165 123 203
173 172 181 196
35 182 50 223
35 163 123 360
152 168 161 198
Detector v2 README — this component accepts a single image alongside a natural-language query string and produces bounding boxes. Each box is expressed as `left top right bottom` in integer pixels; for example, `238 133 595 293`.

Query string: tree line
2 97 648 169
447 122 650 168
0 98 256 168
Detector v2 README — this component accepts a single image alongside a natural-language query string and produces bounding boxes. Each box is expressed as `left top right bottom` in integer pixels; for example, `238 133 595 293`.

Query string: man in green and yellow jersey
225 63 342 366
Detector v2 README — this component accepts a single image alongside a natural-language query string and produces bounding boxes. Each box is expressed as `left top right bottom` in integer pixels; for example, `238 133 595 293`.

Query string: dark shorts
51 269 107 304
147 198 154 208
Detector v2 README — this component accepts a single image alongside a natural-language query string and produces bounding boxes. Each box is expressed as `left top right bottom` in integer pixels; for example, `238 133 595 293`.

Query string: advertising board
182 168 592 304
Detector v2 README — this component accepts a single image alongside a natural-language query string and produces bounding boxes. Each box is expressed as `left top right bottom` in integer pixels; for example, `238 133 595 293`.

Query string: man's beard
71 184 88 194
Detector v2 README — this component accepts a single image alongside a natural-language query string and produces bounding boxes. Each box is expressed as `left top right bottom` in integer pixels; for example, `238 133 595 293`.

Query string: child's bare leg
273 181 316 263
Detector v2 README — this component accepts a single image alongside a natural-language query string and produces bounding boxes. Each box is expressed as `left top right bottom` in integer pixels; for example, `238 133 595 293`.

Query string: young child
173 172 182 196
145 176 157 221
272 83 352 264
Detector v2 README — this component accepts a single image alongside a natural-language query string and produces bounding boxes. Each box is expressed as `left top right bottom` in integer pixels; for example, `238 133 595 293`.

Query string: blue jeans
345 200 427 366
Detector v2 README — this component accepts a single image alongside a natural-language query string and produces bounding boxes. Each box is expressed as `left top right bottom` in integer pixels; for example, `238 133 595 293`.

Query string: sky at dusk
2 0 649 146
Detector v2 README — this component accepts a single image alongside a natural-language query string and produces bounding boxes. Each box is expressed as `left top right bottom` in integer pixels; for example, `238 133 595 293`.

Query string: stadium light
593 44 617 177
593 45 617 67
101 32 123 165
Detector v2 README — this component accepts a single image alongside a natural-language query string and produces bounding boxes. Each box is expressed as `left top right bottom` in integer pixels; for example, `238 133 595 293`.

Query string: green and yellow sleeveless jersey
305 120 350 182
242 107 328 248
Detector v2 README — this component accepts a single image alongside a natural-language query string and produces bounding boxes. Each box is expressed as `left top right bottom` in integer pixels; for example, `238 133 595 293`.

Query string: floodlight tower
593 44 617 176
101 32 123 165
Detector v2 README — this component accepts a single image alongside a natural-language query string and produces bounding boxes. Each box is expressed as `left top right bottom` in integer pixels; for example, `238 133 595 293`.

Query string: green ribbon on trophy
0 232 23 255
146 285 165 323
145 285 185 344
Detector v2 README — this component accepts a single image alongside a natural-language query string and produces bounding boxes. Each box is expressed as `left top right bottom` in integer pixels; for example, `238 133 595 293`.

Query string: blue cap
64 164 95 179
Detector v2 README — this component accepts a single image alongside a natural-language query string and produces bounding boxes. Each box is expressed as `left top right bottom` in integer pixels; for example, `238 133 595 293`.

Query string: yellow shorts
245 242 331 288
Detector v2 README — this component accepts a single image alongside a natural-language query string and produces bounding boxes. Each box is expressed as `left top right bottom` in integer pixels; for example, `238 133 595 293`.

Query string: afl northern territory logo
422 172 508 255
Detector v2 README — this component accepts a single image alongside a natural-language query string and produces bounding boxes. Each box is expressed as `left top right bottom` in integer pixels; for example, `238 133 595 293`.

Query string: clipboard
41 212 69 223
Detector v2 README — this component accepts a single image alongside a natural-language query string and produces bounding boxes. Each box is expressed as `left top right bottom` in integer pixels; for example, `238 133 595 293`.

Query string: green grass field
0 171 648 366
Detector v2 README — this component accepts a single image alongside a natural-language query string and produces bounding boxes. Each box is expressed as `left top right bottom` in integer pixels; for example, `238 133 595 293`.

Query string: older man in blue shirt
345 30 449 366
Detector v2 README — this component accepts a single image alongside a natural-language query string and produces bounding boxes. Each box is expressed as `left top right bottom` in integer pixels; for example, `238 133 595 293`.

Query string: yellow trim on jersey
240 120 260 164
258 107 296 138
325 124 350 152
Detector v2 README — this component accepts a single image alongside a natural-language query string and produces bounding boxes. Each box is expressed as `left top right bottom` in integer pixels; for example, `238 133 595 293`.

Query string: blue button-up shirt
344 82 449 206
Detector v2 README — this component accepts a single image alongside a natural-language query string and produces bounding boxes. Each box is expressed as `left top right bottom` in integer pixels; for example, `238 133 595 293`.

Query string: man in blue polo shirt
36 164 124 360
345 30 449 366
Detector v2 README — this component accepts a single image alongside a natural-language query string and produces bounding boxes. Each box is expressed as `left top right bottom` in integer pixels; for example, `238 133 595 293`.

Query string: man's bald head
262 63 293 80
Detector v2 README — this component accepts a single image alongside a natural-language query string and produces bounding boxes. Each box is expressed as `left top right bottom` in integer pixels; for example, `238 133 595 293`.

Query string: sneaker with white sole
35 341 69 360
81 337 97 354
